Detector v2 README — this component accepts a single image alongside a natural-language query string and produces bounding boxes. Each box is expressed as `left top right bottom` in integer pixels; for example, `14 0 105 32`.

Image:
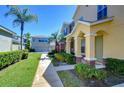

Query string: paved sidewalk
112 83 124 87
32 53 63 87
54 65 75 71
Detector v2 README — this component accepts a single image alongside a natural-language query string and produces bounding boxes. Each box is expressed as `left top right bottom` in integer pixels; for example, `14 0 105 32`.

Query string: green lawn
57 70 85 87
0 53 41 87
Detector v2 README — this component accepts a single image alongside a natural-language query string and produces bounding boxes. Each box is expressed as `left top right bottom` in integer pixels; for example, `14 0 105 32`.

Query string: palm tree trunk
55 40 58 52
20 22 24 50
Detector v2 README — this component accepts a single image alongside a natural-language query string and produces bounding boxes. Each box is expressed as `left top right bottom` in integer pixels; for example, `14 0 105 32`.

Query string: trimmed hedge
105 58 124 75
0 50 22 69
75 63 106 80
0 50 29 70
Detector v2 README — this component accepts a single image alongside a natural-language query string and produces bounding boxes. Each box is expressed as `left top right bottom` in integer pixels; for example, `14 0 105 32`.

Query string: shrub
0 50 22 69
21 49 29 59
54 52 75 64
105 58 124 75
48 50 57 58
64 53 75 64
75 63 106 80
54 53 65 62
51 57 59 66
29 48 35 52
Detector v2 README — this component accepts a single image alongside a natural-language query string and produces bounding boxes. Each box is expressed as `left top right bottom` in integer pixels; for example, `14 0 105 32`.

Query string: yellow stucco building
63 5 124 66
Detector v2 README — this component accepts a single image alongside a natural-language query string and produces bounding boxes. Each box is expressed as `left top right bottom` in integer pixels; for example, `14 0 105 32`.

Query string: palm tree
5 5 38 50
57 33 66 42
49 32 59 51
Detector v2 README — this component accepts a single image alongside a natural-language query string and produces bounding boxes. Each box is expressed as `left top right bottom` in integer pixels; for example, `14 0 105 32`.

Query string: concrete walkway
54 65 75 71
112 83 124 87
32 53 63 87
54 64 105 72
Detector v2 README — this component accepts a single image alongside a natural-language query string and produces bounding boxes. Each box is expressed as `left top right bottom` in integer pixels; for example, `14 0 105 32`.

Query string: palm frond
24 14 38 23
5 5 22 19
23 8 29 16
12 19 21 27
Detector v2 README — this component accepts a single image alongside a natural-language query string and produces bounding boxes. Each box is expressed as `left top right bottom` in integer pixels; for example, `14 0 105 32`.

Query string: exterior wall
73 5 97 22
12 44 20 51
0 29 12 52
91 5 124 60
31 37 50 52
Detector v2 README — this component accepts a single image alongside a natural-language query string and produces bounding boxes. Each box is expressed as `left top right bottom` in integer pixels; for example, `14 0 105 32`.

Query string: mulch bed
69 69 124 87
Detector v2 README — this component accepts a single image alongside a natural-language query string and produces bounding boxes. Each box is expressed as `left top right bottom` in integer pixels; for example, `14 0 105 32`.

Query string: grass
0 53 41 87
57 70 85 87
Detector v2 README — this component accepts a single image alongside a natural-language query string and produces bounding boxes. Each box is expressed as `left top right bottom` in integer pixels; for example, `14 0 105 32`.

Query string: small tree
25 32 31 50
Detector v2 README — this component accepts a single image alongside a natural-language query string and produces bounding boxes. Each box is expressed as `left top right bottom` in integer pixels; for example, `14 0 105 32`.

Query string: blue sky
0 5 76 36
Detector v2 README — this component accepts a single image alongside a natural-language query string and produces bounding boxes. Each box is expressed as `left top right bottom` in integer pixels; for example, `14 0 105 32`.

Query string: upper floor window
97 5 107 20
33 38 35 42
39 39 48 42
64 28 68 36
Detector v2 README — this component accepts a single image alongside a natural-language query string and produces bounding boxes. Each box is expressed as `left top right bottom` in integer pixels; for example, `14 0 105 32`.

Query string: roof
66 17 113 38
0 25 16 35
72 6 80 19
60 22 69 33
31 35 49 38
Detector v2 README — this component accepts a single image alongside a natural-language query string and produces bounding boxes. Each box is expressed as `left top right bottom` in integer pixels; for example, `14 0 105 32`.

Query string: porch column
66 39 71 54
84 33 97 66
74 36 82 63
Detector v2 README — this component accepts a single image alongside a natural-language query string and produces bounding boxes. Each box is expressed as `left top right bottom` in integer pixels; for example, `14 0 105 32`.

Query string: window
39 40 42 42
97 5 107 20
64 28 68 36
39 39 48 42
33 38 35 42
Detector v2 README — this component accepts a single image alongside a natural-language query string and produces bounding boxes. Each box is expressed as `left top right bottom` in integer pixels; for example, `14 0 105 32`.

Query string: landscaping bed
48 50 76 66
0 53 41 87
58 69 124 87
58 58 124 87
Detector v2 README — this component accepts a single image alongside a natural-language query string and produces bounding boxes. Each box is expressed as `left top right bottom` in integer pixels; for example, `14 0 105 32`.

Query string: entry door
95 36 103 61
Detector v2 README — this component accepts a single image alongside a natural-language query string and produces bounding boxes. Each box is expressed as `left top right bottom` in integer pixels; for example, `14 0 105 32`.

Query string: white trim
84 57 97 61
0 26 16 35
78 21 91 26
84 33 97 37
75 55 82 57
90 17 113 26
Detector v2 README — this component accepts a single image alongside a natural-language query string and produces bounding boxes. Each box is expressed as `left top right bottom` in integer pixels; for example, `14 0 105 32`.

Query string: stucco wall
73 5 97 22
91 6 124 59
12 44 20 51
0 29 12 52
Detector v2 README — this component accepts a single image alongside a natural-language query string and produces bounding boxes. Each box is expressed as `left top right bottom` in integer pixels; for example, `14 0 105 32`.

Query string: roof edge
0 25 16 35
